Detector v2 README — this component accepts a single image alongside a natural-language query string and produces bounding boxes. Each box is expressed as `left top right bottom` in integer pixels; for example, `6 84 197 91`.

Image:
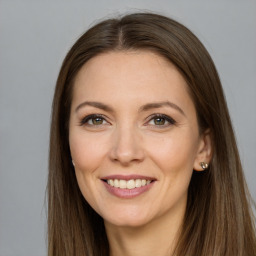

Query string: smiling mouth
101 176 156 198
103 178 154 189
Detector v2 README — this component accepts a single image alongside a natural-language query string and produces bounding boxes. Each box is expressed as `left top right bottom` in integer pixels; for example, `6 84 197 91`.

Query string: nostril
109 132 145 164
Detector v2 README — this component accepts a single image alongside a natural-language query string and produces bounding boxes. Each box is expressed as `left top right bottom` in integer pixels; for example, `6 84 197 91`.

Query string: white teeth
106 179 152 189
119 180 126 189
114 179 119 187
127 179 135 189
135 179 142 188
109 179 114 186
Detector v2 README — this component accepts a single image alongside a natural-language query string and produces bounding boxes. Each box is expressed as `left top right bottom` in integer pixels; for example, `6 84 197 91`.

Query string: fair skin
69 51 212 256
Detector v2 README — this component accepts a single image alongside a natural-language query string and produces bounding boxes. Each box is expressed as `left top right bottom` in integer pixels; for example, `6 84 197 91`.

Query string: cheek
69 131 108 172
145 131 198 174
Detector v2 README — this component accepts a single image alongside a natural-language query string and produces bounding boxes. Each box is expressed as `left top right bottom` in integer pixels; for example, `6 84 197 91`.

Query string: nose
109 125 145 166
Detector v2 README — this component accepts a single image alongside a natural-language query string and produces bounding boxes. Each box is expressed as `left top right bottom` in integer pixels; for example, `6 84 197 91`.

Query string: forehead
72 51 194 113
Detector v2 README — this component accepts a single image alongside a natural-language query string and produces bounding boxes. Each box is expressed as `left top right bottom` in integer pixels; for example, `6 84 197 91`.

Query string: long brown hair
48 13 256 256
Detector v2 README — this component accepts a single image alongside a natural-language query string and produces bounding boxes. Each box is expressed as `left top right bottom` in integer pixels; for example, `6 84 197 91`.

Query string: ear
193 129 213 171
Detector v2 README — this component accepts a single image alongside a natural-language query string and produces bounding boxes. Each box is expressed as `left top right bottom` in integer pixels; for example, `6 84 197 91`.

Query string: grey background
0 0 255 255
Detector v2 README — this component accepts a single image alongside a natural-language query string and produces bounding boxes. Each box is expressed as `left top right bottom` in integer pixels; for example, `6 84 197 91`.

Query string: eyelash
146 114 176 127
79 114 176 127
79 114 108 126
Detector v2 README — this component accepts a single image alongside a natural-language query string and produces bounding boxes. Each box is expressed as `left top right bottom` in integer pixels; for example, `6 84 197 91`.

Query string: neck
105 209 183 256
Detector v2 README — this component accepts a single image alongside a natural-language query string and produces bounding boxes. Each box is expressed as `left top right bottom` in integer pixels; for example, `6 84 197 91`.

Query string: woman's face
69 51 209 227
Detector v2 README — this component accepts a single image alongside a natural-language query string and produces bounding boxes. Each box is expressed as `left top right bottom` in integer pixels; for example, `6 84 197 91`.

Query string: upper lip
101 174 156 181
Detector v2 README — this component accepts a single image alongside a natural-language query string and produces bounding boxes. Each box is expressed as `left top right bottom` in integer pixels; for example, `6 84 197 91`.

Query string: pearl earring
72 160 75 166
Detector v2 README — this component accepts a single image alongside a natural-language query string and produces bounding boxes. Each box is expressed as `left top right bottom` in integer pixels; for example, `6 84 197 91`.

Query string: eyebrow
75 101 114 113
139 101 186 116
75 100 185 116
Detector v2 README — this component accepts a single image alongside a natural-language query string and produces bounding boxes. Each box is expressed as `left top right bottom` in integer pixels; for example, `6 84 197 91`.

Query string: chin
105 219 149 228
103 210 154 228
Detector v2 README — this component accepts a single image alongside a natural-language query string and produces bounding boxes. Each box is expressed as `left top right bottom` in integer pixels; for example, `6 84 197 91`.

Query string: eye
151 117 167 125
147 114 176 127
80 114 108 126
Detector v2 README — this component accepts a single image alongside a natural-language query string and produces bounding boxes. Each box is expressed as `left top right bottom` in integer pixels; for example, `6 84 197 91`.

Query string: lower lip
102 181 155 199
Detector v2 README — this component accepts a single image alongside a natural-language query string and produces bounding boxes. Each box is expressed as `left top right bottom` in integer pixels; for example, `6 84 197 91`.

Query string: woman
48 13 256 256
